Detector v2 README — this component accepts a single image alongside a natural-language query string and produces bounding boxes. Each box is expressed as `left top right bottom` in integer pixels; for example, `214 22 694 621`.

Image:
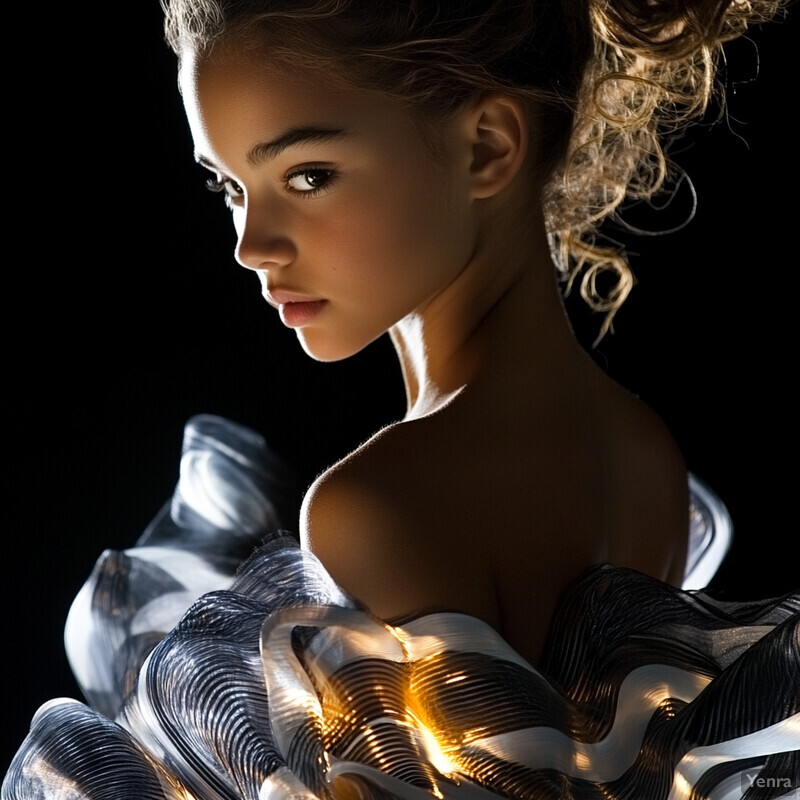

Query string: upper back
302 361 688 666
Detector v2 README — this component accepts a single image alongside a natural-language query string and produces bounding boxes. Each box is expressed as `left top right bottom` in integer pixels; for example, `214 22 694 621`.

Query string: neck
389 207 586 420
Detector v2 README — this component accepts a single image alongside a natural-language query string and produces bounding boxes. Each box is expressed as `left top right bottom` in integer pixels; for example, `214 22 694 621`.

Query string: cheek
229 207 249 251
349 176 469 271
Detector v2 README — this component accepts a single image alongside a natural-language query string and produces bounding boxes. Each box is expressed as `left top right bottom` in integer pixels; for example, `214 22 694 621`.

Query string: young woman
4 2 797 799
171 0 697 667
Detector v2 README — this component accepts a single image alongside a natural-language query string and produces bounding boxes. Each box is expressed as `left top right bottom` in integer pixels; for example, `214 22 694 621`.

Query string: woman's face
180 47 478 362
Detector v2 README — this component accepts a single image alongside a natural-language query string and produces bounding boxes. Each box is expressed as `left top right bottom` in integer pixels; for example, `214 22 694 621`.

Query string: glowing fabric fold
3 415 798 800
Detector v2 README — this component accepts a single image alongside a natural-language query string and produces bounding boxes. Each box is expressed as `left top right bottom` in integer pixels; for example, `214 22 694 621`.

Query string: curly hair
163 0 784 336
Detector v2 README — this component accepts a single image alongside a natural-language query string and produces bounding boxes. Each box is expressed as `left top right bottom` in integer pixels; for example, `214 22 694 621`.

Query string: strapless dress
3 415 798 799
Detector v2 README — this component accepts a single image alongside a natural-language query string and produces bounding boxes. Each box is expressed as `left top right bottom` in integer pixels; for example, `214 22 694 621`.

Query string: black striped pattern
4 415 798 800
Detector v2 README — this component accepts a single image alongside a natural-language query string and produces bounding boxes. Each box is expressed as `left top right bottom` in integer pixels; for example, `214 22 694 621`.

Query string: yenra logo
742 768 795 794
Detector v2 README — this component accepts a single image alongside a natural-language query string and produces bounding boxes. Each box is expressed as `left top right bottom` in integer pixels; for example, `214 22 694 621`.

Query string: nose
234 202 297 271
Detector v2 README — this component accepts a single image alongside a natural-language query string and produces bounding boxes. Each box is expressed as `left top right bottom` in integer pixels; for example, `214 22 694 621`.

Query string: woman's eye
205 175 244 203
285 168 335 194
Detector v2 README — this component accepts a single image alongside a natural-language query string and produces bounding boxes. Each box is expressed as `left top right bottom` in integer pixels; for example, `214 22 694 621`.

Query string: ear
464 94 529 200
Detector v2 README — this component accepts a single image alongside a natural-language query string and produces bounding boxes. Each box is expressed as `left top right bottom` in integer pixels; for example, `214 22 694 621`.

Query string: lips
264 287 327 328
264 288 322 306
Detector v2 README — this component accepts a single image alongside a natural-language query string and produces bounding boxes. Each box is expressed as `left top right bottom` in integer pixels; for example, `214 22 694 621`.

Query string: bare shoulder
300 421 498 624
299 424 407 580
298 373 690 666
602 379 689 584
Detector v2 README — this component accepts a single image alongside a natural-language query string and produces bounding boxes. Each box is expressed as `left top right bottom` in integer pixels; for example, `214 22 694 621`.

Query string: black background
3 4 797 771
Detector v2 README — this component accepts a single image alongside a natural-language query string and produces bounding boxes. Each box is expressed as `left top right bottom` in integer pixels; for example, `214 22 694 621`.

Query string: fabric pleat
4 415 798 800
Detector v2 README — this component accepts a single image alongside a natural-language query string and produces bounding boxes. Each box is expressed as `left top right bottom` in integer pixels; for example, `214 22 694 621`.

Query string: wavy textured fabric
3 415 799 800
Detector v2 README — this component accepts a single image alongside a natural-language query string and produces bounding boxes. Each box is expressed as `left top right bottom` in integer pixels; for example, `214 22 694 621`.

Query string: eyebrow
195 125 349 172
246 126 349 165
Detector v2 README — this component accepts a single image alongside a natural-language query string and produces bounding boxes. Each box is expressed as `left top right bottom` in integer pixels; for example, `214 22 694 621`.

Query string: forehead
178 47 402 165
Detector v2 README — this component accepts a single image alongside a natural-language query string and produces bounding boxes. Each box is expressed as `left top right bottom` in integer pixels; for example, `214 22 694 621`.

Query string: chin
296 331 374 364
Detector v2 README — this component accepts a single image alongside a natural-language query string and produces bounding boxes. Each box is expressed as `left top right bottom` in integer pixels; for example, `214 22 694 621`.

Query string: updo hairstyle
164 0 784 336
